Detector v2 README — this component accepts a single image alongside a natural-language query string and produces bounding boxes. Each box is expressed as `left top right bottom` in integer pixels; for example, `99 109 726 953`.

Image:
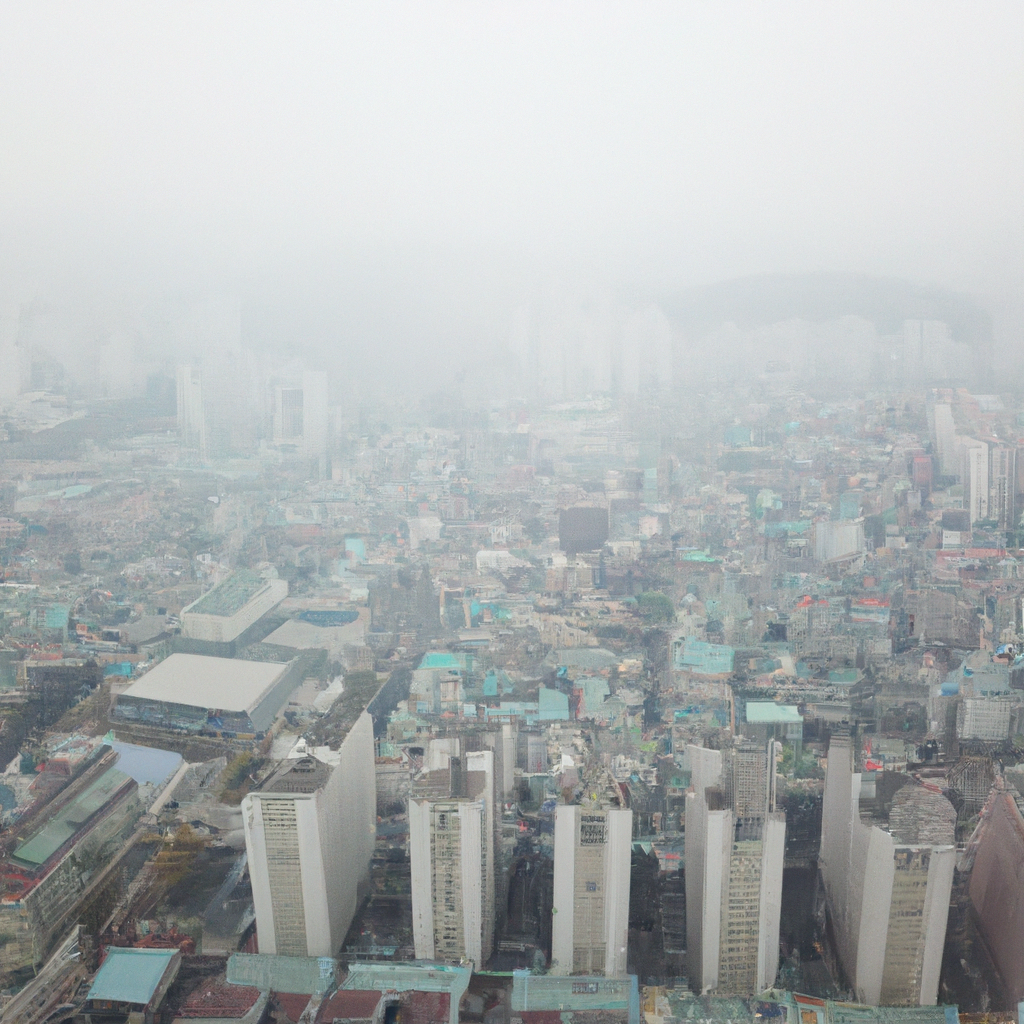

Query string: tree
636 591 675 624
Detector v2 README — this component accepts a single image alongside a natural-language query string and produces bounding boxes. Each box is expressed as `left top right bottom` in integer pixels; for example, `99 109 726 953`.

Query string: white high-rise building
820 736 955 1006
960 437 990 524
176 364 206 460
989 446 1017 532
813 519 866 562
242 711 376 957
551 805 632 977
409 748 495 967
685 743 785 995
932 403 958 478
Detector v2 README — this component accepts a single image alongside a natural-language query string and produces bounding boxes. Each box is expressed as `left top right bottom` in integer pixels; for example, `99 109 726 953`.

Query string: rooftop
12 764 134 869
305 670 381 750
227 952 336 995
258 755 333 795
119 654 289 713
186 570 275 618
109 738 183 787
87 947 178 1007
746 702 804 724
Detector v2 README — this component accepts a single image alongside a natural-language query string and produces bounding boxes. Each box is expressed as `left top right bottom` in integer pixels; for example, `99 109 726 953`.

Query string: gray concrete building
820 737 955 1006
551 804 633 977
685 741 785 996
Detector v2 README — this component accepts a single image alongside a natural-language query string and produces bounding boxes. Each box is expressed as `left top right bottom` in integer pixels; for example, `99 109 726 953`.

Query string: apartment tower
551 804 633 977
241 710 376 957
685 741 785 995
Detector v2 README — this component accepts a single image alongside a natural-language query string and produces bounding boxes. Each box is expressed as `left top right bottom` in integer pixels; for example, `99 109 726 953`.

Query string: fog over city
4 7 1024 1024
2 3 1022 394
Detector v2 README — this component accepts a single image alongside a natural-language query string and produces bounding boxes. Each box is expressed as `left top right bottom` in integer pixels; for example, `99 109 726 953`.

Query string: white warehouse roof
121 653 289 713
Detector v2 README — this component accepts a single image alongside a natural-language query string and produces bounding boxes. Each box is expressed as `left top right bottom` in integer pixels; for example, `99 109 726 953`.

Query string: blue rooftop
88 948 178 1006
110 738 183 787
420 652 463 670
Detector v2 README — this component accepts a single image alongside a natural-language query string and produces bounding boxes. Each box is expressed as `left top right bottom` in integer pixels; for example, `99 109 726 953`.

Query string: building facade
409 748 495 967
820 737 955 1005
551 804 633 977
242 710 376 957
684 742 785 995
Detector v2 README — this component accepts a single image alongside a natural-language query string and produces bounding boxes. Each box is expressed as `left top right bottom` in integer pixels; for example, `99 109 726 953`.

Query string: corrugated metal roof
87 947 177 1006
119 654 288 713
227 953 335 995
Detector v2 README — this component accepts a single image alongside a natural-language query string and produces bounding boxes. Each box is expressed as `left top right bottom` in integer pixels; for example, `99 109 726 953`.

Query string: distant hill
660 273 992 348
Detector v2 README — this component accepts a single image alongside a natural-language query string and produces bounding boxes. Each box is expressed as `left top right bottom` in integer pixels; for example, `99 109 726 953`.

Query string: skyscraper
820 736 955 1006
989 445 1017 533
241 711 376 957
409 748 495 967
176 364 206 460
551 804 632 977
960 437 990 524
685 741 785 995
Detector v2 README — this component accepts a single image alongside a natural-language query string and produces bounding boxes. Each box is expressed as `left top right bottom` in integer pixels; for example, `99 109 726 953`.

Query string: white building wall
467 749 496 963
933 404 957 477
853 827 895 1006
320 711 376 952
551 805 577 975
176 364 207 458
551 804 633 977
684 745 723 992
241 795 276 952
919 846 956 1005
701 809 729 994
459 803 484 967
756 815 786 992
242 710 375 959
814 520 866 562
296 798 331 954
603 808 633 977
501 724 515 799
409 799 435 959
963 440 990 523
821 737 953 1007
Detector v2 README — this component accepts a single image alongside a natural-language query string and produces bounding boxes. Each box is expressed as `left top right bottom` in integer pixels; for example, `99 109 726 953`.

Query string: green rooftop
87 947 178 1006
745 702 804 724
187 570 270 618
12 766 134 869
228 952 336 994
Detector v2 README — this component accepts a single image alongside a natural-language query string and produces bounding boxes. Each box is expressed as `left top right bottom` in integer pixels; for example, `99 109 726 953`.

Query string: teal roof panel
13 765 134 869
745 703 803 724
87 948 177 1006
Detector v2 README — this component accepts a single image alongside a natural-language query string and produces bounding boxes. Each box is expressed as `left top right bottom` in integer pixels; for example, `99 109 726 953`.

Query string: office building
181 570 288 644
820 737 955 1006
685 742 785 995
176 363 207 460
551 804 633 977
932 403 957 478
813 520 866 563
410 748 496 967
960 437 989 524
242 709 376 957
272 369 330 458
989 445 1017 533
113 653 298 735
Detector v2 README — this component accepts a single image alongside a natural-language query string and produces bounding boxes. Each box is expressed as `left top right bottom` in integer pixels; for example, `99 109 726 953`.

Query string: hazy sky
2 3 1022 366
